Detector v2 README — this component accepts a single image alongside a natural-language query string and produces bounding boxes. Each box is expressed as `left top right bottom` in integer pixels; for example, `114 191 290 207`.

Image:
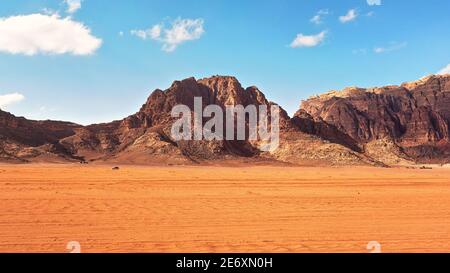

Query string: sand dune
0 164 449 253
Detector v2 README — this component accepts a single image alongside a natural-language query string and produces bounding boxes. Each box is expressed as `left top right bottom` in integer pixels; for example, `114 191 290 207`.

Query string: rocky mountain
0 110 82 162
300 74 450 164
59 76 293 164
1 74 449 166
0 76 290 164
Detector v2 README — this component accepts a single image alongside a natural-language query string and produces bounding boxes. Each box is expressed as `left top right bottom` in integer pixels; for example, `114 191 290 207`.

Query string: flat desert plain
0 164 450 253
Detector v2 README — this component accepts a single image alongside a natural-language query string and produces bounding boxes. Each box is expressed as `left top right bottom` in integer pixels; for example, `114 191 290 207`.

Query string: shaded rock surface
300 74 450 163
2 74 449 166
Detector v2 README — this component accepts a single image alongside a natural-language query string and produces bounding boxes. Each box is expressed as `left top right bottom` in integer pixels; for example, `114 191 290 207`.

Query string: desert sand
0 164 449 253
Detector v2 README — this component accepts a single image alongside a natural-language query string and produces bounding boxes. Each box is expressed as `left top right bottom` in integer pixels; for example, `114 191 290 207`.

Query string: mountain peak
2 74 450 166
301 74 450 164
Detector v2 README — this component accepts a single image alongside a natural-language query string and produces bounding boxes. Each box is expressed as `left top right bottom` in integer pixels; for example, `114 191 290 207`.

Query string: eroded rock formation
1 74 449 165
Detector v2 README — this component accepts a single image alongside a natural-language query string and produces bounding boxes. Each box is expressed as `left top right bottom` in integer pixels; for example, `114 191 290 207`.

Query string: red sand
0 164 449 253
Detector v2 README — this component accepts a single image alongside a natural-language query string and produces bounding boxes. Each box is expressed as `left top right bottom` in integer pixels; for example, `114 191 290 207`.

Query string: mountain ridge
1 74 449 166
301 74 450 163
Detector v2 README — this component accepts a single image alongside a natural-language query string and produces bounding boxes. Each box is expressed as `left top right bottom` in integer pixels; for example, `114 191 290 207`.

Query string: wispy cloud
374 42 407 53
438 64 450 75
64 0 82 14
0 13 102 56
0 93 25 109
42 8 58 16
290 31 327 48
131 18 204 52
352 48 367 55
367 0 382 6
339 9 358 23
310 9 329 25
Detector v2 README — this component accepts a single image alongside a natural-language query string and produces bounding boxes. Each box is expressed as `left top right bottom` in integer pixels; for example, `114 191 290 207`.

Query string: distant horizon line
1 72 449 126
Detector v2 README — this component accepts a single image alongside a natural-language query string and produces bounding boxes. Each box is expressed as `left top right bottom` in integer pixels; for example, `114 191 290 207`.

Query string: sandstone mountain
1 74 449 166
0 110 81 162
300 74 450 164
1 76 289 164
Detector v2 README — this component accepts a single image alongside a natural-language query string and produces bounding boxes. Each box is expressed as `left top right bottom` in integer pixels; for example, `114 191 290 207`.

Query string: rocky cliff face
59 76 292 163
0 76 297 164
1 74 449 165
300 74 450 163
0 109 83 162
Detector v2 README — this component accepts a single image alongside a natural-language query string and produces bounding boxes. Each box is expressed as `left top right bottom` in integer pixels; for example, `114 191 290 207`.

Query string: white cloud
339 9 358 23
0 13 102 56
131 18 204 52
310 9 329 25
437 64 450 75
0 93 25 109
131 30 145 39
131 24 161 40
374 42 407 53
367 0 382 6
290 31 327 48
149 24 162 39
65 0 82 14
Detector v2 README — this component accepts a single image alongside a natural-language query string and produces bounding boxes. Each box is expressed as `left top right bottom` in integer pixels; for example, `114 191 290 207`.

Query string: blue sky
0 0 449 125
